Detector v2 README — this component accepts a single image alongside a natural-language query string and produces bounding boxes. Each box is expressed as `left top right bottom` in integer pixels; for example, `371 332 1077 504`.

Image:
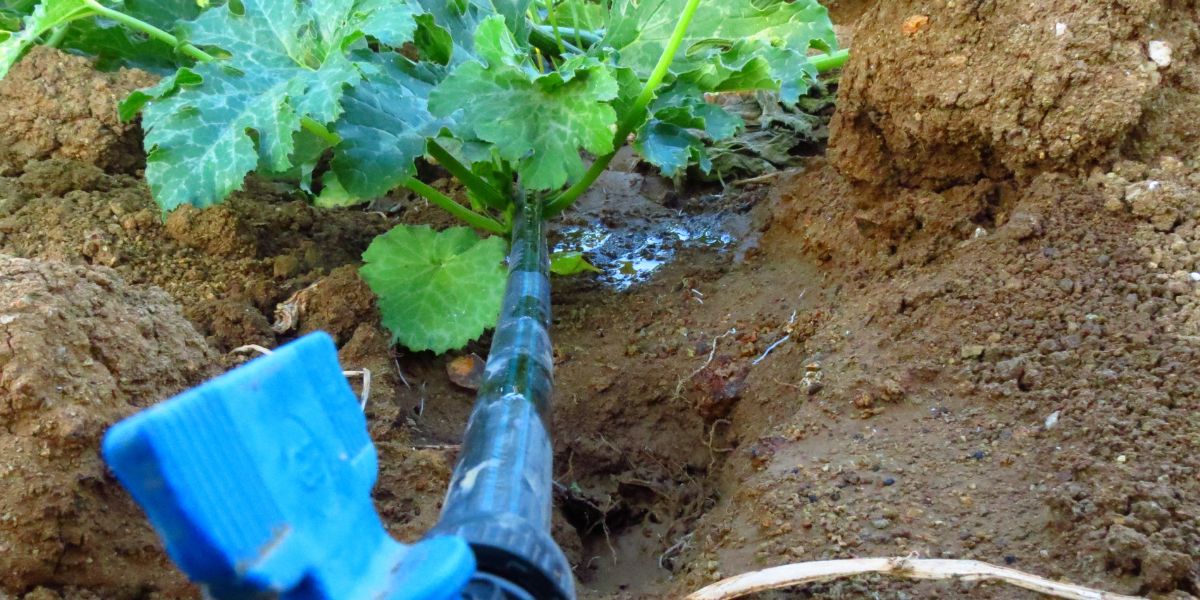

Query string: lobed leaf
605 0 836 102
428 16 618 190
136 0 421 211
361 225 508 353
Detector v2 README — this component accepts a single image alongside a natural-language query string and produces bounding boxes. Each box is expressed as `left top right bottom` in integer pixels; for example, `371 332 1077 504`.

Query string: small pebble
883 477 896 486
1004 555 1018 565
1190 272 1200 282
970 450 986 460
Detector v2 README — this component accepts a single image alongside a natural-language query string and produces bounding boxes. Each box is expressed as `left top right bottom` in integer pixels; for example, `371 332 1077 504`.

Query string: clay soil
2 2 1199 599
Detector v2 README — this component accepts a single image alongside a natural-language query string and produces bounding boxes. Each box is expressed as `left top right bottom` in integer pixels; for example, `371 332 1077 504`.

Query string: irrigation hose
430 197 575 599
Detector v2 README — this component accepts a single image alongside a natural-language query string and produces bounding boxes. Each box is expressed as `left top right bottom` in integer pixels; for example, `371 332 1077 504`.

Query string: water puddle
551 198 747 290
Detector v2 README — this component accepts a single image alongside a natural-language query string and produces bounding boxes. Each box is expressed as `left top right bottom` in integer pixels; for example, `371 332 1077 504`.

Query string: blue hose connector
102 333 475 600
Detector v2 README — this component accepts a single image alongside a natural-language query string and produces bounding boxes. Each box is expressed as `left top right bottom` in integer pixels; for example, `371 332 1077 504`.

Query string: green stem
544 0 702 216
81 0 213 63
300 118 341 146
809 48 850 73
528 24 583 56
532 24 600 48
403 178 507 234
566 1 585 48
426 140 508 211
544 0 564 54
43 24 69 48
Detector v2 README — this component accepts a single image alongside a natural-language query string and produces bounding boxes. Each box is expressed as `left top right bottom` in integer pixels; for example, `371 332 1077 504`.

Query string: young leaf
550 251 600 276
428 16 618 190
361 225 507 354
634 120 710 177
604 0 836 102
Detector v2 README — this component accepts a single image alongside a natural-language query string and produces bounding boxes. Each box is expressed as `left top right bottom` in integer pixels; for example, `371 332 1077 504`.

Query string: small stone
446 354 485 390
1096 255 1111 266
871 518 893 530
1057 278 1074 293
1001 212 1042 241
273 254 300 279
1004 555 1018 565
1044 411 1060 429
994 357 1025 382
960 345 985 360
1117 454 1127 463
1148 40 1172 67
970 450 986 461
901 14 929 35
1190 272 1200 282
882 477 896 486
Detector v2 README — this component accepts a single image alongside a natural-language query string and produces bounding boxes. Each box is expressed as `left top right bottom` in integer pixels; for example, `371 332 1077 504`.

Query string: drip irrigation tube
430 197 575 600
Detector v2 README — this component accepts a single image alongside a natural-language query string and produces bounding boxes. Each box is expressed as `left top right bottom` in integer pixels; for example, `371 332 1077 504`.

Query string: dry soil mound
0 47 155 176
0 256 212 597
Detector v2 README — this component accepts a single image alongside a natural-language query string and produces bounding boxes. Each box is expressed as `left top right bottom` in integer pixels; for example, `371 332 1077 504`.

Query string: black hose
431 197 575 600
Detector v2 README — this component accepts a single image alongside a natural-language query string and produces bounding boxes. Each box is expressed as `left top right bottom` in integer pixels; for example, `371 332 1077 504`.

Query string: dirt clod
0 47 155 175
0 255 211 597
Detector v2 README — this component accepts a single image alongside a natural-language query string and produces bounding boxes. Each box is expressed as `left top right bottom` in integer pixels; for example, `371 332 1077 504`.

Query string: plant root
685 556 1146 600
674 327 737 398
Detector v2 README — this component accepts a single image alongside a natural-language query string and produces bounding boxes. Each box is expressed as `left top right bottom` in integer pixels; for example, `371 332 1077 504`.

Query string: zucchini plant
1 0 844 354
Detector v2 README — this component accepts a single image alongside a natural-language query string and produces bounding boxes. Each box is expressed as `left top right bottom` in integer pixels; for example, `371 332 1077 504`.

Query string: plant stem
426 140 508 211
809 48 850 73
528 24 583 56
544 0 702 216
532 24 600 48
300 118 341 146
80 0 214 63
43 25 69 48
544 0 564 54
403 178 507 234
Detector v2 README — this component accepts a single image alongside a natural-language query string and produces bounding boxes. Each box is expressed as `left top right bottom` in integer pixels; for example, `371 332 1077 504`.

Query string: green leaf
58 17 179 73
550 251 600 276
428 16 618 190
361 225 508 354
118 66 201 121
135 0 421 211
548 0 606 31
330 55 446 200
605 0 835 102
634 120 709 177
0 0 90 79
315 172 360 207
115 0 201 30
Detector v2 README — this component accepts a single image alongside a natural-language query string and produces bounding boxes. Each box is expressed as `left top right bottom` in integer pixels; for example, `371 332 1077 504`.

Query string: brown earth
0 256 210 597
1 2 1199 598
0 47 155 176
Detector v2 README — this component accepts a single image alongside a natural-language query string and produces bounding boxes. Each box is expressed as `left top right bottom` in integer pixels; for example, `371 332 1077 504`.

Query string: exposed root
685 556 1146 600
674 327 737 398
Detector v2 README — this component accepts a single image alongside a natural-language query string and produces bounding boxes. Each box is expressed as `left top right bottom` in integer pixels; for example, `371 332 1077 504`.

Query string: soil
2 3 1199 598
0 256 211 597
0 47 155 176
